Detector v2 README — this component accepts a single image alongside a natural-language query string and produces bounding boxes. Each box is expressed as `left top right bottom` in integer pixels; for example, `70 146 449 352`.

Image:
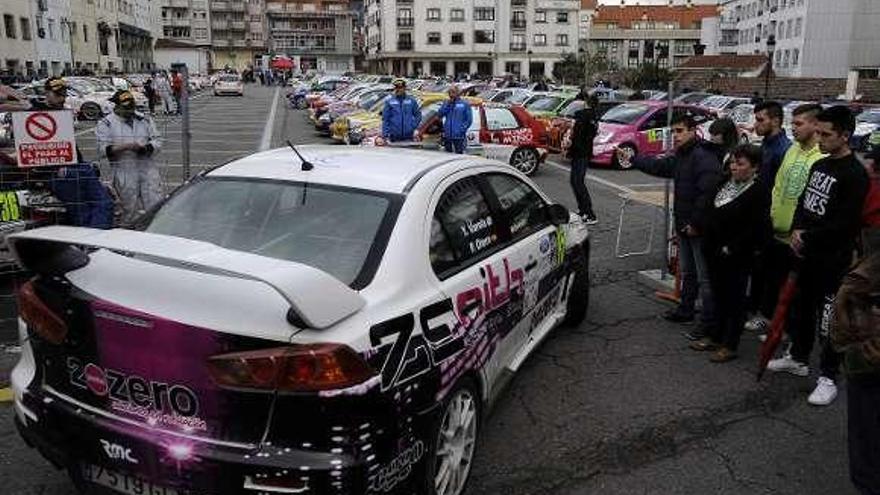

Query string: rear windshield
601 103 651 125
858 112 880 124
146 178 398 288
526 96 565 112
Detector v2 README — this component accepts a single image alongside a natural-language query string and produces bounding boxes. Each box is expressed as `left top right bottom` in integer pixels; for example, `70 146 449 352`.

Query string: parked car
10 146 590 495
730 103 759 144
674 92 714 105
337 93 463 145
314 88 392 135
543 99 624 155
591 101 713 169
698 95 752 118
524 92 577 120
852 109 880 151
214 74 244 96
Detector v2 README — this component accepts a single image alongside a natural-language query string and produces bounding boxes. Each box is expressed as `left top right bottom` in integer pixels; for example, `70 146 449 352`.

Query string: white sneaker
744 316 769 332
807 377 838 406
766 355 809 376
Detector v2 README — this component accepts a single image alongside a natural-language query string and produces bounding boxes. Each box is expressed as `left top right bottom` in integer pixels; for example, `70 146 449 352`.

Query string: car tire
510 147 540 176
612 143 637 170
80 102 102 121
423 377 480 495
563 244 591 327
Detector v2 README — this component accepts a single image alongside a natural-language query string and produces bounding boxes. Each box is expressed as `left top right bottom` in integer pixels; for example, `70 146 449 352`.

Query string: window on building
795 17 802 37
82 24 88 42
20 18 30 41
775 50 782 66
535 10 546 23
474 29 494 43
628 57 639 68
556 11 569 23
556 33 568 46
4 14 16 39
48 19 55 40
427 32 441 44
474 7 494 21
658 57 669 68
629 40 640 59
194 27 207 39
534 33 546 46
451 32 464 44
783 49 790 68
792 48 799 66
430 61 446 76
450 8 464 22
786 19 793 38
426 8 441 21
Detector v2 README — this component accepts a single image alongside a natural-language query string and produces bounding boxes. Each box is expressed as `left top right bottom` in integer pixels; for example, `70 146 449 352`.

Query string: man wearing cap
1 78 114 228
382 79 421 143
96 89 163 225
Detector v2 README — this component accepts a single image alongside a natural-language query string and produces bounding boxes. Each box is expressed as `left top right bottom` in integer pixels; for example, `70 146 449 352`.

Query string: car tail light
207 344 375 392
18 280 68 344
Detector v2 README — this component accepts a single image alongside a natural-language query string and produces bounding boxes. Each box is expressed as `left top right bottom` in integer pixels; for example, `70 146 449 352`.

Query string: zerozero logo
67 358 199 417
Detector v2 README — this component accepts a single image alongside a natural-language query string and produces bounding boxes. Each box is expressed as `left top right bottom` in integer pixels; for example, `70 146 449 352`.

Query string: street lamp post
764 34 776 99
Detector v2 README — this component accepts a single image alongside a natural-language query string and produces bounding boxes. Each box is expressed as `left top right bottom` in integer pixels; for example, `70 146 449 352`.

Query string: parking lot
0 84 858 495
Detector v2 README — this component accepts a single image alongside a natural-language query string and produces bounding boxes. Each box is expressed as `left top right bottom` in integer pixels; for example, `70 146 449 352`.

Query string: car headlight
595 131 615 144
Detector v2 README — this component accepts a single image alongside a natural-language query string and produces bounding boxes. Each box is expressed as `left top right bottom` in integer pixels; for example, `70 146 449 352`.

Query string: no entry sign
12 110 77 167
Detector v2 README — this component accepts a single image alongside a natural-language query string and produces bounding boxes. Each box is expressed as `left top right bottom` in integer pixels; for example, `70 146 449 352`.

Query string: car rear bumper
15 387 374 494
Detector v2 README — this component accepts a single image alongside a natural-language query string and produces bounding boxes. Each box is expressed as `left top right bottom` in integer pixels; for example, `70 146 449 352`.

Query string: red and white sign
12 110 77 167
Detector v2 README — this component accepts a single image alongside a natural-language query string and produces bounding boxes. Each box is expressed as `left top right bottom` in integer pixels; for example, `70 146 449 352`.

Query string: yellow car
331 93 451 145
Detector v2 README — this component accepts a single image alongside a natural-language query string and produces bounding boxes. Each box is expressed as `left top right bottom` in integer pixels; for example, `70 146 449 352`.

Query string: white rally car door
428 173 525 389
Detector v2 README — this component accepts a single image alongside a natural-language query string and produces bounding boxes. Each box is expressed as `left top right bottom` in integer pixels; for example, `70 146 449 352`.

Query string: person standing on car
437 85 472 154
96 90 163 225
11 78 114 228
691 144 771 363
746 104 825 337
567 94 599 224
382 79 421 143
629 113 723 340
768 106 870 407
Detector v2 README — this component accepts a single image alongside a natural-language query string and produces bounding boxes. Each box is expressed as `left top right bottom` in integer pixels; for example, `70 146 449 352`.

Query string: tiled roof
582 0 599 9
678 55 769 70
592 4 720 29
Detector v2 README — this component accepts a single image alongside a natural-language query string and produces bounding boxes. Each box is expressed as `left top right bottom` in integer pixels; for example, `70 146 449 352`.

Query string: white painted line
259 87 281 151
546 160 635 195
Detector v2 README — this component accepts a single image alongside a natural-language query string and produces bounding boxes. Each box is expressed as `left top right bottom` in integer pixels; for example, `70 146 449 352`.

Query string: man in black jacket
768 106 869 407
567 96 598 224
628 113 723 338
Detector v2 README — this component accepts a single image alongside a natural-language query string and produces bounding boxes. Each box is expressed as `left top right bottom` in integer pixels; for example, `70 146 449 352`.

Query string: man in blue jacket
382 79 421 143
437 85 473 154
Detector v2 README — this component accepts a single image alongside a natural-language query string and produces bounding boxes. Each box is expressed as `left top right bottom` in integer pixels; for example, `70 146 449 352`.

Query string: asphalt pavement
0 84 858 495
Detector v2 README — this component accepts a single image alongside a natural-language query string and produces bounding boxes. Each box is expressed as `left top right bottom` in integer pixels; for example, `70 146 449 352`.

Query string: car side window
431 177 503 275
484 173 548 238
485 108 520 131
639 111 665 131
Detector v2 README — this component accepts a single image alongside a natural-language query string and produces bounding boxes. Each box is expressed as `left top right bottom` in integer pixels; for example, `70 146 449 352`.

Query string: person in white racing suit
95 90 163 225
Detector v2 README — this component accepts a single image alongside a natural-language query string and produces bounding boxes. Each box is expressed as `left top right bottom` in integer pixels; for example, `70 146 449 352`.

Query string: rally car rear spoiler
7 226 365 329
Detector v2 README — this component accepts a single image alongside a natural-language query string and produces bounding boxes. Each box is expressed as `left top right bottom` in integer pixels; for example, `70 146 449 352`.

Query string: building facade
265 0 355 74
578 0 596 52
210 0 266 71
588 4 718 70
714 0 880 78
364 0 581 80
69 0 101 73
160 0 212 46
1 0 41 78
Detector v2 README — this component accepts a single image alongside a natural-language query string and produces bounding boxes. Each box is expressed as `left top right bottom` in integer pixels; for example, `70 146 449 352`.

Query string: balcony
211 1 245 12
230 20 246 30
169 18 190 27
397 17 413 28
512 0 527 5
170 0 189 8
397 0 413 3
510 19 526 29
510 42 526 51
397 40 413 50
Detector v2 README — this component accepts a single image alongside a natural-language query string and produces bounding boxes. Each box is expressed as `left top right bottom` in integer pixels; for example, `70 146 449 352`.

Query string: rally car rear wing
7 226 365 329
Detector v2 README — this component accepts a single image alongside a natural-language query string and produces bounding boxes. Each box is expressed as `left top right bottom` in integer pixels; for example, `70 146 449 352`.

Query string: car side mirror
546 204 570 226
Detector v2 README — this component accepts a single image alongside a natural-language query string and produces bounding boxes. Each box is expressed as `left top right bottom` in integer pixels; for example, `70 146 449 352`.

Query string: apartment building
210 0 266 71
265 0 356 73
70 0 101 73
578 0 596 52
588 4 718 70
1 0 40 78
716 0 880 78
364 0 581 80
160 0 212 46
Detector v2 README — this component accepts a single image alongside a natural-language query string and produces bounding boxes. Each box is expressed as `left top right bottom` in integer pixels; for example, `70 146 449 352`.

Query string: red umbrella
756 271 799 381
270 57 294 70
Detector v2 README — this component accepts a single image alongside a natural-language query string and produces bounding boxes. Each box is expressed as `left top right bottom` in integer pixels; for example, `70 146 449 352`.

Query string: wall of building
34 0 74 76
154 46 211 72
1 0 40 77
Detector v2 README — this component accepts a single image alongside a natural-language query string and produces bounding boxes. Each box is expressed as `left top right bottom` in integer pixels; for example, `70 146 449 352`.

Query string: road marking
0 387 12 403
259 87 281 151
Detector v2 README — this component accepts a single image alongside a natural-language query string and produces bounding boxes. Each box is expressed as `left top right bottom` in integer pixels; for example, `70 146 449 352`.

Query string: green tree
551 52 618 85
622 62 672 91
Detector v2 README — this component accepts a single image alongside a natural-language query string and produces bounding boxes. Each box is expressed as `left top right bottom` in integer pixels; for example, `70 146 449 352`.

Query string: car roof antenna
286 140 314 171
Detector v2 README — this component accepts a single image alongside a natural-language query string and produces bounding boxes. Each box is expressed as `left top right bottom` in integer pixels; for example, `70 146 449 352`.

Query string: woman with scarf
691 144 772 362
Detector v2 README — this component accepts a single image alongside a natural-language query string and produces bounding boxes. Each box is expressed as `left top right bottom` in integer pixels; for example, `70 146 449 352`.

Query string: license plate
82 463 181 495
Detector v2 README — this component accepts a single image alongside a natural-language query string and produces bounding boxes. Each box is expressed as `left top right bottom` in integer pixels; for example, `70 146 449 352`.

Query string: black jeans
758 239 795 319
848 374 880 495
569 156 594 217
707 250 750 351
788 262 845 380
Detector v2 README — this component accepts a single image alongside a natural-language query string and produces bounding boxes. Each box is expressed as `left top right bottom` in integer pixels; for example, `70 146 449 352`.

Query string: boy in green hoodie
746 104 826 335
